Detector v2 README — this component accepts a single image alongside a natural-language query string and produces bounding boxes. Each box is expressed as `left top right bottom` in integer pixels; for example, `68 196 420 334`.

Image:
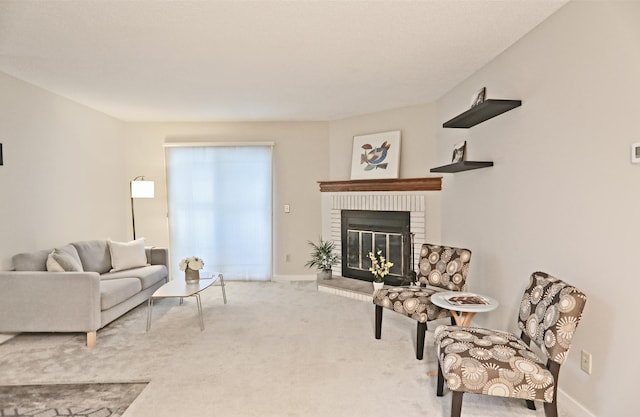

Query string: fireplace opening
340 210 411 286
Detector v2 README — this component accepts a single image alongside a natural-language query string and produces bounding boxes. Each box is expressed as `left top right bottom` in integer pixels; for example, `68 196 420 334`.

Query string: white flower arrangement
179 256 204 271
368 250 393 283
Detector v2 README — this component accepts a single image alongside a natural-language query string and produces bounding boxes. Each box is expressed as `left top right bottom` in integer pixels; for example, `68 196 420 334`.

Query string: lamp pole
131 195 137 240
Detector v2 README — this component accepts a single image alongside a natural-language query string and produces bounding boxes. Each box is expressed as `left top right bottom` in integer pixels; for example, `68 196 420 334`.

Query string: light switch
284 204 290 213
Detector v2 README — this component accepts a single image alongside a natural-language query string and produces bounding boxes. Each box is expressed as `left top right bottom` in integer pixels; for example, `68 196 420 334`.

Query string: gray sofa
0 239 169 347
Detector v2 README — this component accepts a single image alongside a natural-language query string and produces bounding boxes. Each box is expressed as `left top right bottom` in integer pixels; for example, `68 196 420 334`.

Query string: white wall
0 72 128 270
436 2 640 415
122 122 329 278
327 103 441 242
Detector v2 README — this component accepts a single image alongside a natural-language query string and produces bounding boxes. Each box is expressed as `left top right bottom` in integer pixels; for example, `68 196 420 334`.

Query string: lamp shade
131 180 155 198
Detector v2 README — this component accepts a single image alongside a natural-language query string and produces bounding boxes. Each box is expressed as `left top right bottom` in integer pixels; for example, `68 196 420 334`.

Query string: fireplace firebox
340 210 412 286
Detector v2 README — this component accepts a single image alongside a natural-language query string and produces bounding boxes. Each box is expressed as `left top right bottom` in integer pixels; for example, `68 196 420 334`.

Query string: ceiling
0 0 568 122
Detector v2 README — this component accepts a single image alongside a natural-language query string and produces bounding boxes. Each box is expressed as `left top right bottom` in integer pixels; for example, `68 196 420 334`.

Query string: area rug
0 382 147 416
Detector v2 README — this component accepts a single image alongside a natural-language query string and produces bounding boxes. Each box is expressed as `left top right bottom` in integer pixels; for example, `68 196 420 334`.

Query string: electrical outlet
581 350 592 374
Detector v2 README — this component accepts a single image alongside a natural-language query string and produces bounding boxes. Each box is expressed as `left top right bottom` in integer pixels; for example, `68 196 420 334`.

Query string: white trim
271 274 316 282
558 388 597 417
163 141 275 148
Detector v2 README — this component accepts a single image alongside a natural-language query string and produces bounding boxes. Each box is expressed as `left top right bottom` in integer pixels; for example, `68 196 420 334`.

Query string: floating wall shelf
432 97 521 173
443 99 522 129
430 161 494 173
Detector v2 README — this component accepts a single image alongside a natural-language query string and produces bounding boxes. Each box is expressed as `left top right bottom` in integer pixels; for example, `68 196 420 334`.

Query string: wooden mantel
318 177 442 192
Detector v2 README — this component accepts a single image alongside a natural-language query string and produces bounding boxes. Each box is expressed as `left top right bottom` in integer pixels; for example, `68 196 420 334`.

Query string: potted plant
305 238 340 280
368 250 393 291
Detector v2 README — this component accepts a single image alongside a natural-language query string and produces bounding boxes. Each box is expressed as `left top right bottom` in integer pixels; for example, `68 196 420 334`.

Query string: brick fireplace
319 177 441 286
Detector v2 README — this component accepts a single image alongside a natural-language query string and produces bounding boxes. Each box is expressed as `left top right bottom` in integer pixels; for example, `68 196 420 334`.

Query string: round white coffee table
431 291 499 326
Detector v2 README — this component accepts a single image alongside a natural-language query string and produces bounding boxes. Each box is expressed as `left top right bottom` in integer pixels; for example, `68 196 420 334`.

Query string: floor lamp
130 176 155 240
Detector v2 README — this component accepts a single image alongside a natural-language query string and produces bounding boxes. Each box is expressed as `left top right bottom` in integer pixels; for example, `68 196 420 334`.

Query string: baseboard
558 388 597 417
271 274 316 282
0 333 17 345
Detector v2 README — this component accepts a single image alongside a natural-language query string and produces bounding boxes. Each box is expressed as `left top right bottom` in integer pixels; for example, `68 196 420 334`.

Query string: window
165 144 272 280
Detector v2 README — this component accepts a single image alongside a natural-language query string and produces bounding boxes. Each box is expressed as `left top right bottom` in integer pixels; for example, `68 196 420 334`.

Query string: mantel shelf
318 177 442 192
430 161 493 173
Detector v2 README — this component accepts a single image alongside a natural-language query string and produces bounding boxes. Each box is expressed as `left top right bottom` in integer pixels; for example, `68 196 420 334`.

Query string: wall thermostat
633 143 640 164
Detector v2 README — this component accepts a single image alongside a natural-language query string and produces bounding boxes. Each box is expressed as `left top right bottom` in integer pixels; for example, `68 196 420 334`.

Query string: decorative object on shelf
471 87 486 108
350 130 401 180
180 256 204 282
130 176 155 240
451 141 466 163
368 250 393 287
305 238 340 280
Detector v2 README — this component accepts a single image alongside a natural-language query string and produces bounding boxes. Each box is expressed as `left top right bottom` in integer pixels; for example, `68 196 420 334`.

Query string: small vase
185 268 200 283
372 281 384 292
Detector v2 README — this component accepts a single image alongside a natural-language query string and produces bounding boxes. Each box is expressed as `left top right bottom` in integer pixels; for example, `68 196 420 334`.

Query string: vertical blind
165 144 273 281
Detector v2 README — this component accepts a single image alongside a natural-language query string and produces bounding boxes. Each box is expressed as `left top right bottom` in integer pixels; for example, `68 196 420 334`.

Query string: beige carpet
0 281 570 417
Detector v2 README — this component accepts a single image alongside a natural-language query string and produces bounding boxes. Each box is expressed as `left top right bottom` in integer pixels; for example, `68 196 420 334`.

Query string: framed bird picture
350 130 401 180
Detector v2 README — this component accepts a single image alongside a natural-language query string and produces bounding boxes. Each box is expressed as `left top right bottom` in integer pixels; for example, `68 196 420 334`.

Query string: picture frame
350 130 401 180
451 141 466 163
471 87 486 108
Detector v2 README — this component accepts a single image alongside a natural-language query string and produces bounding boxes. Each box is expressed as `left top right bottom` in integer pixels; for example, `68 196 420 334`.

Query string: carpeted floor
0 281 570 417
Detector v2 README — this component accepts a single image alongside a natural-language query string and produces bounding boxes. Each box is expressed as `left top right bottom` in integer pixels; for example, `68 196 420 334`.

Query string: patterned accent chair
434 272 587 417
372 244 472 360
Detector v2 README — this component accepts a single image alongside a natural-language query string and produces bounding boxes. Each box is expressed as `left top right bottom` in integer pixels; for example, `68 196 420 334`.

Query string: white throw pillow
108 239 148 272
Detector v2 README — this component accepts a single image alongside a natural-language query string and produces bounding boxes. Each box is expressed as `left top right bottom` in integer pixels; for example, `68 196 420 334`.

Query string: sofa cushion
108 239 148 272
100 265 167 290
100 278 142 310
58 244 83 265
12 249 51 271
71 240 112 274
46 248 84 272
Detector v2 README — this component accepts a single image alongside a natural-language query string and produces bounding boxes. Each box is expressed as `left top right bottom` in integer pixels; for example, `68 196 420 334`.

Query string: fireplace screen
341 210 410 285
346 230 403 276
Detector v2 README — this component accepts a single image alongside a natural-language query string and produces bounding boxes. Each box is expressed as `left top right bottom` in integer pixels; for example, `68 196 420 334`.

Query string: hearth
340 210 412 286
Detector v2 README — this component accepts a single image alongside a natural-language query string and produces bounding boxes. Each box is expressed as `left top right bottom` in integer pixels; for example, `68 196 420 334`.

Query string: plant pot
317 270 332 280
372 281 384 292
185 268 200 283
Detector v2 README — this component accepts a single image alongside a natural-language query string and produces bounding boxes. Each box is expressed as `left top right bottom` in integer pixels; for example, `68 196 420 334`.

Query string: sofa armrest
0 271 101 333
146 247 169 269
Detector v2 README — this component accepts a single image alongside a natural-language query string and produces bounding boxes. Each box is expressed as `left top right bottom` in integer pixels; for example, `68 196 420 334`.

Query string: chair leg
437 361 445 397
526 400 536 410
451 316 456 325
416 321 427 360
543 401 558 417
451 391 463 417
375 305 382 339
